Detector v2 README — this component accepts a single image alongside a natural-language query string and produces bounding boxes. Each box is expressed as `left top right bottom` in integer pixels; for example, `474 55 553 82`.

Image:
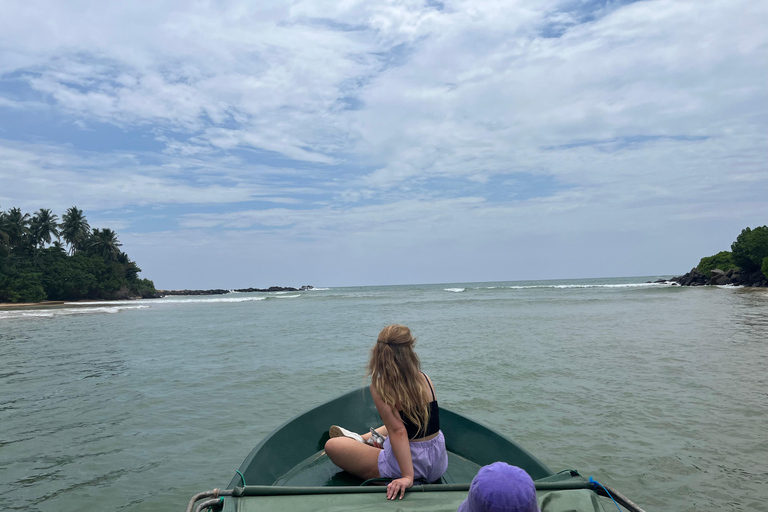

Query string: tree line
0 206 156 303
696 225 768 279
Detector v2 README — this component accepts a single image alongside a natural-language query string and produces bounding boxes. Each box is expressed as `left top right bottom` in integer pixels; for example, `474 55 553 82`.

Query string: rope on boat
589 478 647 512
184 489 233 512
236 470 246 486
193 497 222 512
589 477 622 512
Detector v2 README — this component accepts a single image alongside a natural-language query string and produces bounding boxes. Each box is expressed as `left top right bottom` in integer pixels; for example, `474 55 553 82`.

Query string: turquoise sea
1 277 766 511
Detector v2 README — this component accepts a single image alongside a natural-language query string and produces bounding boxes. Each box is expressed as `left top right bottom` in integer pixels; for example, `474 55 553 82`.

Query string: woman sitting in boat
325 324 448 500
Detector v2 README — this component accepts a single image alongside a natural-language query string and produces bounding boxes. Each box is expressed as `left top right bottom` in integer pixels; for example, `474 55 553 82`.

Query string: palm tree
51 241 67 255
0 208 9 248
4 207 31 248
89 228 122 261
124 261 141 280
61 206 91 255
30 208 60 248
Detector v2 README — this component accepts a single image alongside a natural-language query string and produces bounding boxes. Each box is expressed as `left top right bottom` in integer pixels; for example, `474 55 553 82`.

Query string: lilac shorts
377 431 448 483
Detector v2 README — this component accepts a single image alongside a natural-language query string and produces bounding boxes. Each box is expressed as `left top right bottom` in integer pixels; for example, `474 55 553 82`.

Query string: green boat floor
273 450 482 487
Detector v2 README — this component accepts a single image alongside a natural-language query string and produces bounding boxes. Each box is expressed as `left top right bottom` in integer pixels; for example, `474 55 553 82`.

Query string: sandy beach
0 301 66 308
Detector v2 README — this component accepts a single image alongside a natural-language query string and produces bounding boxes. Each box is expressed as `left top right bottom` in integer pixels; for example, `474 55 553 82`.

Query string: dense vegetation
0 206 156 303
697 251 737 277
697 225 768 280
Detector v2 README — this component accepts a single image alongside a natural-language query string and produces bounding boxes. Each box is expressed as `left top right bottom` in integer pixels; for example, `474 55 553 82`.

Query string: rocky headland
655 268 768 287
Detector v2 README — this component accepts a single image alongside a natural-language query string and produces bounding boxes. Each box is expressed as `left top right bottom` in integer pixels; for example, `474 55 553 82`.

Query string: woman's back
399 372 440 440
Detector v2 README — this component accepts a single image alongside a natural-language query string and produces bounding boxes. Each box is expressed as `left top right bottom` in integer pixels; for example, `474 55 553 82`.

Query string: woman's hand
386 476 413 500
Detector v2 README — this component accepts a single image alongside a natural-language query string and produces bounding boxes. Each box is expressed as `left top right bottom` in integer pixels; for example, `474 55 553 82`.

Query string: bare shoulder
422 372 437 400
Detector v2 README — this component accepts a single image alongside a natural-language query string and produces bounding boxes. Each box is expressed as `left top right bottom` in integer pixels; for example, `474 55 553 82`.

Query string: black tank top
400 373 440 439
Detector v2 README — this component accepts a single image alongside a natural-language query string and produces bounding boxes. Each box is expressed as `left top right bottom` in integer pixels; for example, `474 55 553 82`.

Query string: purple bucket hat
458 463 540 512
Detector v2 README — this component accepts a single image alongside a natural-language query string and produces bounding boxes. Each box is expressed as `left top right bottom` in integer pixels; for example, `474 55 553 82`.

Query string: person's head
458 463 540 512
367 324 428 435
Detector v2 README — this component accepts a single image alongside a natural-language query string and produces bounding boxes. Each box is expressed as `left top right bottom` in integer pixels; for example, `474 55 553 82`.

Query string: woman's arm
370 385 413 500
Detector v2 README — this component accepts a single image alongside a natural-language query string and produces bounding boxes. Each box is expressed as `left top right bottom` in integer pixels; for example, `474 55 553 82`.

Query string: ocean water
1 277 766 511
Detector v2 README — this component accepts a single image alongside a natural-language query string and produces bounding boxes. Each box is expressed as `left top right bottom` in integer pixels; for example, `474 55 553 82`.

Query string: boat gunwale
231 480 595 496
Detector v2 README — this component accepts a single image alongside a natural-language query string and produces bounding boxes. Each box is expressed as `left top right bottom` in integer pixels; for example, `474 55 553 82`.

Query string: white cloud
1 0 766 286
0 141 325 213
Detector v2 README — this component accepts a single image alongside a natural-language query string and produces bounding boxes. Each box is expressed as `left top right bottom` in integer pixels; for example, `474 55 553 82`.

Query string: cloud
0 0 766 286
0 140 326 214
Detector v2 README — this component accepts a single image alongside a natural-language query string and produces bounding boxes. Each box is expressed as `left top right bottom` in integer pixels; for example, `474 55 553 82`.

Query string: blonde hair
367 324 430 438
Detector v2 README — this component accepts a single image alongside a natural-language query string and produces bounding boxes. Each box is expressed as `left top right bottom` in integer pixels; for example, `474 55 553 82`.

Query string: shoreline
0 285 316 308
0 301 67 309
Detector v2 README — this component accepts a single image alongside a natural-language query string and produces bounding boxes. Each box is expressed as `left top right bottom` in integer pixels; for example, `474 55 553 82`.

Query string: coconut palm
124 261 141 280
4 207 31 248
89 228 122 261
51 241 67 255
61 206 91 255
0 208 9 247
30 208 60 248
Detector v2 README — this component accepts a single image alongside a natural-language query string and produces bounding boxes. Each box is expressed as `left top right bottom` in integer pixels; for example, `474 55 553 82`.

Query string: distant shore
0 286 316 306
157 285 315 296
0 301 67 308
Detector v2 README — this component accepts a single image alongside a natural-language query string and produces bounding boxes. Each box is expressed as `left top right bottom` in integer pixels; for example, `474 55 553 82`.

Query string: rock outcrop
156 285 315 296
157 289 231 296
233 285 314 293
668 268 767 287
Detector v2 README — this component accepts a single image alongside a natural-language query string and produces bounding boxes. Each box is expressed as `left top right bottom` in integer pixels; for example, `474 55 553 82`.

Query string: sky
1 0 766 289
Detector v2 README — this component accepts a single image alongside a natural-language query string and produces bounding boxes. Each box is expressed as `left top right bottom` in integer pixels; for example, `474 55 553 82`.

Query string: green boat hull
227 387 552 488
202 388 638 511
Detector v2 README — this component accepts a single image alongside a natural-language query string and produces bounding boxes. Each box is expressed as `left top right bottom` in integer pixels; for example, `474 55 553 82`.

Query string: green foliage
4 207 31 248
1 206 155 303
30 208 60 248
88 228 122 261
762 257 768 280
697 251 737 276
135 278 157 297
0 258 46 303
61 206 90 254
731 226 768 272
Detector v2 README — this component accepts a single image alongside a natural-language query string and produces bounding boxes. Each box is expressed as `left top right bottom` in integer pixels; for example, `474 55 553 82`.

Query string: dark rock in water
158 289 230 296
157 285 315 296
671 267 708 286
234 285 315 293
671 267 766 287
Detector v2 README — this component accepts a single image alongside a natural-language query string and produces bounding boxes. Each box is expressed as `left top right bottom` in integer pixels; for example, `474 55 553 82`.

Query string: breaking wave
0 305 149 320
506 282 676 289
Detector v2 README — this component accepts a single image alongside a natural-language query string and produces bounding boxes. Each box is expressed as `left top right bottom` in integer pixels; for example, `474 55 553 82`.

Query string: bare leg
325 437 382 480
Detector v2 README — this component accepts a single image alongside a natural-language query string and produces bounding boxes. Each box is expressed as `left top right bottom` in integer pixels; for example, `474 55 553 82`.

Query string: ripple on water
1 281 767 511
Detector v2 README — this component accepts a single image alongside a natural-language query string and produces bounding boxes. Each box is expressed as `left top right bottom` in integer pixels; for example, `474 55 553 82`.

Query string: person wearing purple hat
458 462 541 512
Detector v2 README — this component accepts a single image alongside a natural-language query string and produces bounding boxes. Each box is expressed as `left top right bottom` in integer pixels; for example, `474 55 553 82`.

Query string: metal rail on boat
185 481 646 512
